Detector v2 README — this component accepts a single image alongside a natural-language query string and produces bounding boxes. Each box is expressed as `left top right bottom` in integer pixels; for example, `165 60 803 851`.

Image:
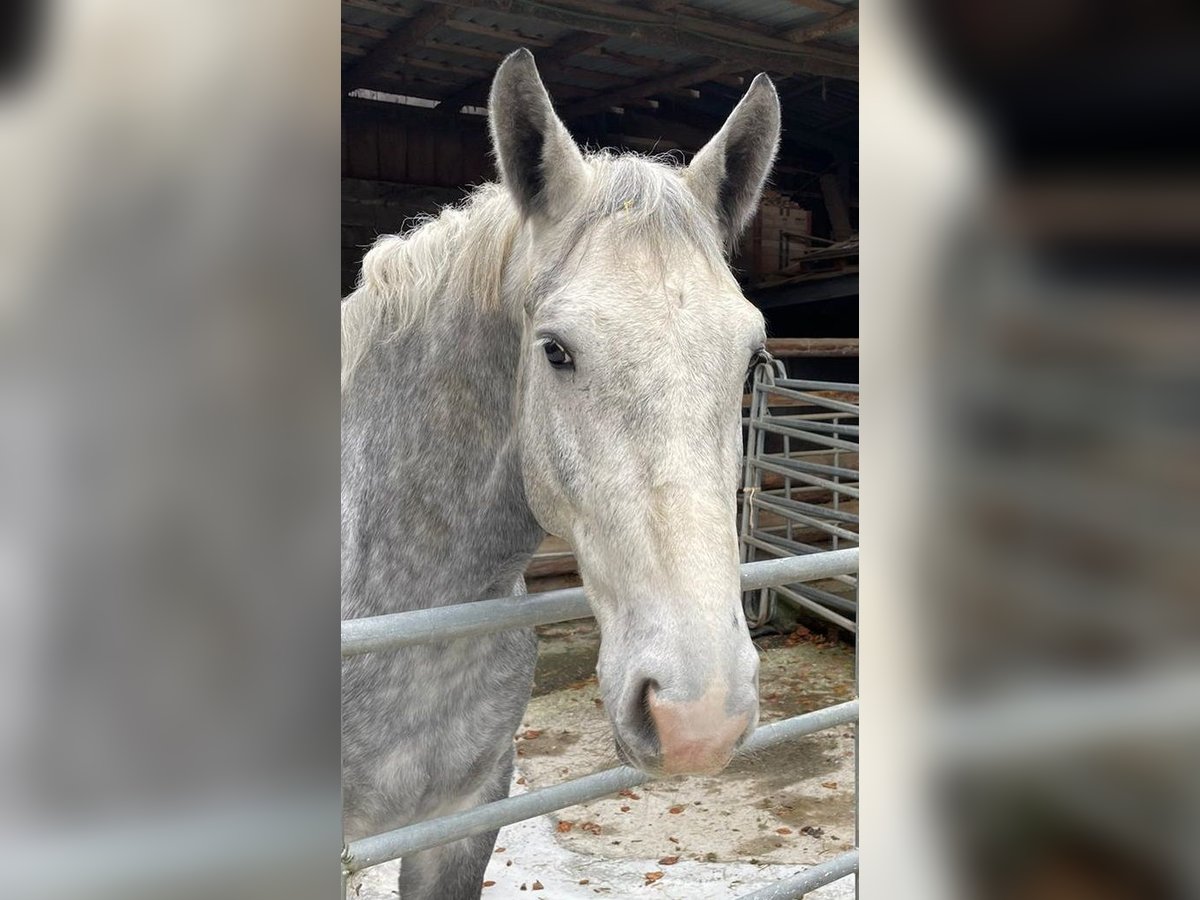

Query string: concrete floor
352 619 857 899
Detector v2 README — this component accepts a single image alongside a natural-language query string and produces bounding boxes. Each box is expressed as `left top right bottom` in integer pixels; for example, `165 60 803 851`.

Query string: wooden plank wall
342 104 493 292
342 110 492 187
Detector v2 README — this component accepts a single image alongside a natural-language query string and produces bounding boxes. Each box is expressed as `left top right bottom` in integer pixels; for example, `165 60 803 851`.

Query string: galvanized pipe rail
342 549 860 657
342 700 859 873
341 545 861 897
739 849 861 900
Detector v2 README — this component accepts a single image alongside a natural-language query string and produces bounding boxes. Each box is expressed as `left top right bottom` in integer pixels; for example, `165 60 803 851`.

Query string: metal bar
772 378 860 394
740 535 859 588
753 420 860 452
760 383 862 414
752 493 861 527
343 701 859 873
752 453 860 482
763 417 860 437
775 584 858 633
757 447 859 462
342 550 860 656
749 458 861 498
738 849 859 899
784 582 858 614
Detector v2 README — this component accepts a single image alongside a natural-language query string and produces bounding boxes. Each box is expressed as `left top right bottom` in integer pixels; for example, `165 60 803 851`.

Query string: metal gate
341 542 860 897
741 360 860 633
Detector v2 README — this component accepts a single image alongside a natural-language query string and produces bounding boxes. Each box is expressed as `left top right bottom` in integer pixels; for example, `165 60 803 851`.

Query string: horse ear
489 49 587 220
685 74 781 248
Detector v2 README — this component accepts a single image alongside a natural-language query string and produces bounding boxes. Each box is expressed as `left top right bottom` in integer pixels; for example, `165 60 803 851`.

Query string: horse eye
543 340 573 370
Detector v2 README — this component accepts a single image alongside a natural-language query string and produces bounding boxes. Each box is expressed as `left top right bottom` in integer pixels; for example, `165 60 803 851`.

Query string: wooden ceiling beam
342 0 413 17
344 4 452 90
783 8 858 44
441 20 556 48
782 0 849 16
567 61 739 117
419 0 856 79
342 22 389 41
424 39 632 90
435 30 608 111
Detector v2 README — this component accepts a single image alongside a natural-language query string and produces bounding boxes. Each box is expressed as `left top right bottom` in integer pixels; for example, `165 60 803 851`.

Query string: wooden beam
568 61 739 117
343 0 413 16
375 67 595 104
420 0 857 79
766 337 859 357
784 8 858 43
344 5 451 90
425 39 628 89
610 91 855 157
442 19 555 48
782 0 848 16
342 22 389 41
436 30 608 111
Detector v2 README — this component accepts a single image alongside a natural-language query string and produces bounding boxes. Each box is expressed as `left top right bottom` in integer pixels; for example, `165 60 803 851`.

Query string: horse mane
341 151 727 391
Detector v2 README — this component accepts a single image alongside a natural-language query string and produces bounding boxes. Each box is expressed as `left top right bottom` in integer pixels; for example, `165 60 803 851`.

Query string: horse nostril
627 678 660 749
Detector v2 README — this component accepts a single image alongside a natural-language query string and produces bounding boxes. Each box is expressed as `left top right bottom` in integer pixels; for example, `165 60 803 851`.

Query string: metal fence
741 361 860 633
341 544 860 898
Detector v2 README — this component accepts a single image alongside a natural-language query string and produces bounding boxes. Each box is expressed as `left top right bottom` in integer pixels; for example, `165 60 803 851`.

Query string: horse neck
341 282 543 617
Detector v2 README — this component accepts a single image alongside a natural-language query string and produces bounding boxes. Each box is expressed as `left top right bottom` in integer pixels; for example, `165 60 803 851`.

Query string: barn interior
340 0 858 347
342 3 859 895
342 0 859 597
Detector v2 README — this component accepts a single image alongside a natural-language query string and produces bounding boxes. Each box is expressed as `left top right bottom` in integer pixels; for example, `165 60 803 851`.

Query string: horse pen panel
343 553 860 899
351 618 857 899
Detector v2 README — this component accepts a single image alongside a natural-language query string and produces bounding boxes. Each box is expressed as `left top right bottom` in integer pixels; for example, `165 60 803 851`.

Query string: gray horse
342 49 781 899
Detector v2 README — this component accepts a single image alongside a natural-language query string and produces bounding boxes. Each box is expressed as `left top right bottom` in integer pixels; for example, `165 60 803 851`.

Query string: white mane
341 182 520 391
340 152 727 391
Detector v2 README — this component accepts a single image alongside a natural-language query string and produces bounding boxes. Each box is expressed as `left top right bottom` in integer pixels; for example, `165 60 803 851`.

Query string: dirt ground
352 619 857 899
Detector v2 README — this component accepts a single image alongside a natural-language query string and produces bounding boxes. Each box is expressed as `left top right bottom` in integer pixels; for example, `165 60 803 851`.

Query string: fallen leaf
482 882 496 888
516 777 527 785
644 872 664 884
531 881 544 891
668 836 680 844
619 805 630 812
775 827 793 835
556 821 574 833
578 879 590 885
494 847 506 853
668 805 684 814
821 781 838 789
658 856 679 866
522 729 543 740
580 821 602 835
618 789 641 800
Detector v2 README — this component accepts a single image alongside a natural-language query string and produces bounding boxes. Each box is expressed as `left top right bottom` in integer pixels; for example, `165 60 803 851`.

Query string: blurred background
0 2 341 898
862 2 1200 898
